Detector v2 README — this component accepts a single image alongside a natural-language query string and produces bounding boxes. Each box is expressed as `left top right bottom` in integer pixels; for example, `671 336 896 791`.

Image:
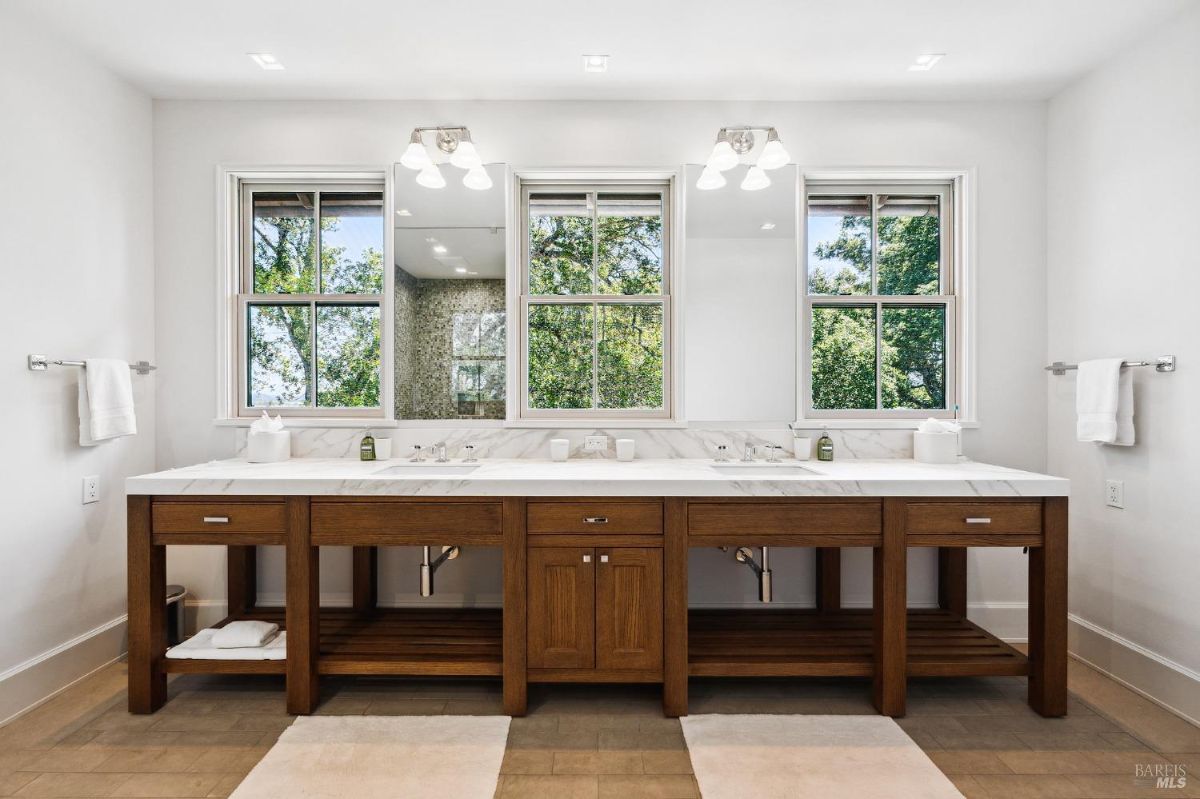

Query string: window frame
218 169 393 423
800 179 960 421
516 178 675 422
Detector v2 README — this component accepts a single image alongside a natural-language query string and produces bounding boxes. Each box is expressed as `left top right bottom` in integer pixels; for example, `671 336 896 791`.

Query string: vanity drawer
311 500 503 545
152 501 286 535
687 501 882 539
906 502 1043 536
527 501 663 535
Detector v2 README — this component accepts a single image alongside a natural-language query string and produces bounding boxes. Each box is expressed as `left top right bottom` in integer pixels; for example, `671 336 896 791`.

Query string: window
803 182 956 419
520 182 672 419
238 182 385 417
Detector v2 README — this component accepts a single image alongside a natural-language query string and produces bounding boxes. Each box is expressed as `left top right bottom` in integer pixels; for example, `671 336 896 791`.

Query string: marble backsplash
234 425 916 460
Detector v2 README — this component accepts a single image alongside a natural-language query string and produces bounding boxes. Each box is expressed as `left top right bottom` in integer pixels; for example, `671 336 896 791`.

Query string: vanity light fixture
247 53 284 71
432 244 448 255
760 221 776 230
396 208 412 217
399 126 491 190
908 53 945 72
454 267 468 274
582 54 609 73
698 126 791 190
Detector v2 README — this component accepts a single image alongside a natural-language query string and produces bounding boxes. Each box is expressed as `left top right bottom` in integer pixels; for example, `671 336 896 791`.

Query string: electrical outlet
82 475 100 505
1105 479 1124 509
583 435 609 452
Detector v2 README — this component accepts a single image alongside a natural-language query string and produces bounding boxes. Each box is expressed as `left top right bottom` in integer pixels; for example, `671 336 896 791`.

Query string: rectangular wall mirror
393 163 508 420
683 163 798 422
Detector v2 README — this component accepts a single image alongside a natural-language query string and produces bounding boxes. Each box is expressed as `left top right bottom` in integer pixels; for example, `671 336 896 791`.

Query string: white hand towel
1076 358 1135 446
77 359 136 446
211 620 280 649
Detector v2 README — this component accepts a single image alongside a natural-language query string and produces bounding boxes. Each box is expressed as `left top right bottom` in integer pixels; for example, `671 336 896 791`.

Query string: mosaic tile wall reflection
395 266 506 419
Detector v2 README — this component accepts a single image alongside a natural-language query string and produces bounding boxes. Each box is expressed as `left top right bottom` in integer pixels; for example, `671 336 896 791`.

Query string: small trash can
166 584 187 646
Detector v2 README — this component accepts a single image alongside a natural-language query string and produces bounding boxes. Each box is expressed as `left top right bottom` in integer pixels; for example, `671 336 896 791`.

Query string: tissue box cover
247 430 291 463
913 431 958 464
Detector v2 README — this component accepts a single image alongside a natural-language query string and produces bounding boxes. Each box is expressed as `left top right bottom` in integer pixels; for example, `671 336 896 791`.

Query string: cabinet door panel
596 548 663 672
528 547 595 670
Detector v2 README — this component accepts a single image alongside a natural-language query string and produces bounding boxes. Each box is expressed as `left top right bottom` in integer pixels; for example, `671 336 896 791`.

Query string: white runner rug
230 715 510 799
681 714 963 799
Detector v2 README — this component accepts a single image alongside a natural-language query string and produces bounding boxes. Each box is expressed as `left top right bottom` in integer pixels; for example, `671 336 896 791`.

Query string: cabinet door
527 547 595 669
596 548 663 672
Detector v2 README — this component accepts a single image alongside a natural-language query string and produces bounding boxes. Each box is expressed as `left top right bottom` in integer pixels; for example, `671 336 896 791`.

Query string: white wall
153 98 1047 633
0 8 155 722
1047 5 1200 722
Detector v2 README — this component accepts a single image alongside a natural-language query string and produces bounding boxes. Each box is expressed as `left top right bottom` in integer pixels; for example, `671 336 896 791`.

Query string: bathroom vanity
125 458 1067 720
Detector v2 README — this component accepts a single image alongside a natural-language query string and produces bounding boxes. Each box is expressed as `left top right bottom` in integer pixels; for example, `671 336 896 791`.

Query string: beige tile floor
0 658 1196 798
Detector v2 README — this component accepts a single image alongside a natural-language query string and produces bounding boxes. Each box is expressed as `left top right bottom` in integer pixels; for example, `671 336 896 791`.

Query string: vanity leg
1028 497 1068 717
352 546 378 614
502 497 527 717
227 546 257 615
286 498 319 715
937 547 967 618
815 548 842 612
873 499 906 717
663 498 688 717
128 496 166 714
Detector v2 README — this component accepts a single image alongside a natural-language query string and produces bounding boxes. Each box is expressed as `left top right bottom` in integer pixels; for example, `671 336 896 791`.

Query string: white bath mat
681 714 963 799
230 715 510 799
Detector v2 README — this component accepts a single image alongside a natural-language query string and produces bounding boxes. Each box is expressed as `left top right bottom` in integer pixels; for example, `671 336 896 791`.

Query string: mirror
683 163 798 422
393 163 507 420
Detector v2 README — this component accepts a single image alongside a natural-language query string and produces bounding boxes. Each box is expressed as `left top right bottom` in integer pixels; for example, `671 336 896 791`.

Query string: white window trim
796 168 975 426
505 169 685 428
214 166 394 424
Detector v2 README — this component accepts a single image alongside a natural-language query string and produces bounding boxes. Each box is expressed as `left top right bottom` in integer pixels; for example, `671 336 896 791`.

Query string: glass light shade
706 139 739 172
757 138 790 170
449 139 482 169
463 166 493 191
400 141 432 170
695 165 727 190
740 165 771 191
415 163 446 189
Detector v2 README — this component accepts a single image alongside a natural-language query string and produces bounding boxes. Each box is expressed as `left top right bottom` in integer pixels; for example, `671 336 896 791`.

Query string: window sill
213 417 398 429
790 419 980 430
505 419 689 429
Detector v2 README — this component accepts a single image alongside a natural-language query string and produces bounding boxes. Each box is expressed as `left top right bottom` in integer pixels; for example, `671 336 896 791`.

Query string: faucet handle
410 444 424 463
714 444 730 463
463 443 477 463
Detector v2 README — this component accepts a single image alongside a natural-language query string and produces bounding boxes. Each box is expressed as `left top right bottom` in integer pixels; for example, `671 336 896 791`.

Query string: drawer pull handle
203 516 230 524
583 517 608 524
582 554 591 563
965 517 992 524
600 554 609 563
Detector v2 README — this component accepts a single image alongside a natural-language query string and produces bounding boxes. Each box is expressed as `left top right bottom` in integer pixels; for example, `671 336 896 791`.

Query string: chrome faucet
765 444 783 463
742 442 756 462
410 444 424 463
462 443 478 463
433 441 448 463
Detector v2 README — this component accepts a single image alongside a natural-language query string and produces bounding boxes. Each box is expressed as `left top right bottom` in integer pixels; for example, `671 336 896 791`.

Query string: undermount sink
709 463 820 476
373 463 480 476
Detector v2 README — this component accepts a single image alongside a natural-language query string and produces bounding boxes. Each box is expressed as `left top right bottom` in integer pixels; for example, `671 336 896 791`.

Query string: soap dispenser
817 427 834 462
359 431 376 461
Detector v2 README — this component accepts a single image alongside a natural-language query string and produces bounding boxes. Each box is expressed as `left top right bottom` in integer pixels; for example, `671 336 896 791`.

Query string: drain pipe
735 546 773 603
420 545 461 597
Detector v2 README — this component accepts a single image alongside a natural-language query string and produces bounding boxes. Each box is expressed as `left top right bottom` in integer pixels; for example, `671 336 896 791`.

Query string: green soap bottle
360 431 376 461
817 427 834 462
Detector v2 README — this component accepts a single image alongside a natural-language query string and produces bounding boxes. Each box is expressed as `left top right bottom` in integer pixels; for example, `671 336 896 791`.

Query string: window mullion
309 299 318 408
592 302 600 410
875 302 883 411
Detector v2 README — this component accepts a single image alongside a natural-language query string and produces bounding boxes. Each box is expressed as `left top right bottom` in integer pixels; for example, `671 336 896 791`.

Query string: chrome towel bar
1045 355 1174 376
28 354 156 375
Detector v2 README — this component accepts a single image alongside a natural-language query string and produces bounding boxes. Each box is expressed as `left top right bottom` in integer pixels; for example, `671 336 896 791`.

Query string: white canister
913 431 959 464
374 438 392 460
615 438 635 461
792 437 813 461
549 438 570 462
246 430 291 463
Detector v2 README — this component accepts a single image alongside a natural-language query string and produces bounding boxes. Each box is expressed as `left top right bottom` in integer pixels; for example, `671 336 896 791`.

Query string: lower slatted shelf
688 608 1027 678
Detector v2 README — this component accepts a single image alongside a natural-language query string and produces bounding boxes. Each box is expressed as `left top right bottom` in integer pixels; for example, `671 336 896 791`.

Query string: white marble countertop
126 457 1068 497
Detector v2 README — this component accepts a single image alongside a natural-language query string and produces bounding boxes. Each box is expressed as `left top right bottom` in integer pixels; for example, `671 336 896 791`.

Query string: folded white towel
167 629 286 661
1076 358 1135 446
211 620 280 649
77 359 136 446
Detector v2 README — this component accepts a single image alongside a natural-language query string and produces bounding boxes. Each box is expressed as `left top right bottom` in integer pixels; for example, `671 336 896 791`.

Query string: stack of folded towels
166 620 287 660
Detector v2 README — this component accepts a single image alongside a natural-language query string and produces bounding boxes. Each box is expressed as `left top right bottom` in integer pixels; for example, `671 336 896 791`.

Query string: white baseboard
0 615 128 728
1068 614 1200 727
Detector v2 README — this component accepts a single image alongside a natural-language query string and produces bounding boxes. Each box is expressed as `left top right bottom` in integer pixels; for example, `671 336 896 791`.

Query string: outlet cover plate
1105 479 1124 509
82 475 99 505
583 435 609 452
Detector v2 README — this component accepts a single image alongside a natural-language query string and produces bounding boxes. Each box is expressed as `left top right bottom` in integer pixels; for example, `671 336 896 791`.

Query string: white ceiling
12 0 1193 101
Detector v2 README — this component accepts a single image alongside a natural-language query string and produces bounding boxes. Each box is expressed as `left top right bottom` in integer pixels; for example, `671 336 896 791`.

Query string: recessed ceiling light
432 244 448 255
248 53 285 71
760 222 776 231
582 54 609 73
908 53 945 72
425 237 438 243
396 208 412 217
454 267 468 274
